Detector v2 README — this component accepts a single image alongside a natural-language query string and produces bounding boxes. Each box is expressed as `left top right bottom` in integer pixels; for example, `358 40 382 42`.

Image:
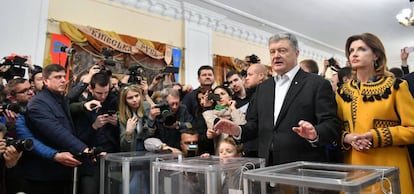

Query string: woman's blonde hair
118 84 144 125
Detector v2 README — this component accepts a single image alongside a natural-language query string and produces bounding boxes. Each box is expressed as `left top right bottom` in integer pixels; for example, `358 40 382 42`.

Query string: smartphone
106 110 116 115
405 47 414 53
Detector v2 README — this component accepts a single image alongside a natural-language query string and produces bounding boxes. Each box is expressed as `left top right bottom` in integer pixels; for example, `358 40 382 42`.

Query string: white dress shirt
273 65 300 125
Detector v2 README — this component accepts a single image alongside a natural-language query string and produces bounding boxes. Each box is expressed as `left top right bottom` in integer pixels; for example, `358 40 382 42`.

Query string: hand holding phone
404 46 414 53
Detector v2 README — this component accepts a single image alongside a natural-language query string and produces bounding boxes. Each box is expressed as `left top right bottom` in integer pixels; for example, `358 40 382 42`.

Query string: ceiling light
396 7 414 26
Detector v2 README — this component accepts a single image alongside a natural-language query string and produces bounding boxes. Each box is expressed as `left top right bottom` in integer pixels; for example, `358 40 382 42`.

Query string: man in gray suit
215 32 341 166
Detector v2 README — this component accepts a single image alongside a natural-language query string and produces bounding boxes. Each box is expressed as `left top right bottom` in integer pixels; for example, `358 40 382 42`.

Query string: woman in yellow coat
337 33 414 194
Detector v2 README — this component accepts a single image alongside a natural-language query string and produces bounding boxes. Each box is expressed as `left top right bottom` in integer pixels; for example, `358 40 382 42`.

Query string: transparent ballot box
100 151 176 194
151 156 265 194
243 161 400 194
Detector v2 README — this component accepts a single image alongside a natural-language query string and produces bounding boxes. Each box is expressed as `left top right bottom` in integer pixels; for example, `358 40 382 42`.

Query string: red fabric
50 34 71 67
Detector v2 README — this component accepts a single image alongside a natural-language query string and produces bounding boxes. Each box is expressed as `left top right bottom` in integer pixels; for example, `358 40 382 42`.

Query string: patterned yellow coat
336 76 414 194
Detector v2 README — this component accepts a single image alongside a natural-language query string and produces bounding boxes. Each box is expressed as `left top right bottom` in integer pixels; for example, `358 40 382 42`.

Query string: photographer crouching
148 88 193 150
0 122 24 194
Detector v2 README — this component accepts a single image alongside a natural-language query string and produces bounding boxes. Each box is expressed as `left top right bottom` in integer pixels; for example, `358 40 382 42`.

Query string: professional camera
207 93 220 102
5 137 34 152
155 102 176 126
0 55 28 81
246 54 260 64
153 66 179 81
327 58 336 67
74 146 104 163
0 102 24 114
327 57 341 72
102 48 116 66
127 65 144 84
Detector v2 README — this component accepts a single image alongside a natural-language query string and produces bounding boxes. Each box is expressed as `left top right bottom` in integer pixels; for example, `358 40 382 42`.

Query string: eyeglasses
15 87 34 95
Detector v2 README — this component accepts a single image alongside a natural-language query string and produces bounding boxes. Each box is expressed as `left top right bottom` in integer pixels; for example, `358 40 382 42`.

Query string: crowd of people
0 32 413 194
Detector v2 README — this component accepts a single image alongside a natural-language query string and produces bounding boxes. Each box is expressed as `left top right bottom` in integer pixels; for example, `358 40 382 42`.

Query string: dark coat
24 88 87 181
241 69 341 165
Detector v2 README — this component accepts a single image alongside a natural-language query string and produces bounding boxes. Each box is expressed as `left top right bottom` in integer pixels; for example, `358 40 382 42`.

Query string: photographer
1 78 34 194
1 78 32 129
0 123 21 169
71 72 119 194
0 122 22 194
320 57 340 78
67 64 101 103
148 88 193 149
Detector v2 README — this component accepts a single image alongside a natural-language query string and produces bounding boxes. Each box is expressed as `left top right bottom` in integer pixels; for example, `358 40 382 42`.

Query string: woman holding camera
202 85 246 151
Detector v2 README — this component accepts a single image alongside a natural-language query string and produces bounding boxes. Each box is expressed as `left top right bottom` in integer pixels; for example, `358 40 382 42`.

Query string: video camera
127 64 144 84
102 48 116 66
5 137 34 152
155 102 176 126
0 55 28 81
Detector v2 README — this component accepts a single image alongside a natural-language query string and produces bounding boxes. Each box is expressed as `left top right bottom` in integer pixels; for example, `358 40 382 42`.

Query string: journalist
148 88 193 149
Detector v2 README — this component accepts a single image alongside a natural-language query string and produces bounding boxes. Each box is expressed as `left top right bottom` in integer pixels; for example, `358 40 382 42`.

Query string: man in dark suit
215 32 341 166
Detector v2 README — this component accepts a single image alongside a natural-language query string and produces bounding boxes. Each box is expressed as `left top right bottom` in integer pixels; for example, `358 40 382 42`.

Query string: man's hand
206 128 219 139
92 114 110 129
3 145 22 168
164 146 182 155
292 120 318 140
149 105 161 120
106 114 118 126
214 119 240 136
0 139 6 154
3 109 18 127
84 100 101 111
54 152 82 167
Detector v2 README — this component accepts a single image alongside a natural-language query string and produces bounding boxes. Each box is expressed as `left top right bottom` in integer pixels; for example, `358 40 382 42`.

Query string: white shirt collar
274 65 300 81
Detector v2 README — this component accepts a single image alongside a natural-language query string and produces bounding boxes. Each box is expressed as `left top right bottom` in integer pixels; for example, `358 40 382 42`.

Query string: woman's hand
126 116 138 133
229 100 237 111
344 132 372 151
206 128 218 139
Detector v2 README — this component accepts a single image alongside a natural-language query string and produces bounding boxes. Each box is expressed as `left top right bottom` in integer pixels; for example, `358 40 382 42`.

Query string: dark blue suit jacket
24 88 87 181
241 69 341 166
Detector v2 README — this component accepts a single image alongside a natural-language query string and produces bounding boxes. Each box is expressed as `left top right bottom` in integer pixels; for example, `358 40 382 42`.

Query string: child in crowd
201 137 243 159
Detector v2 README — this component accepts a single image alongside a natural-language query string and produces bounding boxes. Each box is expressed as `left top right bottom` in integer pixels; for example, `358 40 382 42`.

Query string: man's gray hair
161 87 180 100
268 32 299 51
